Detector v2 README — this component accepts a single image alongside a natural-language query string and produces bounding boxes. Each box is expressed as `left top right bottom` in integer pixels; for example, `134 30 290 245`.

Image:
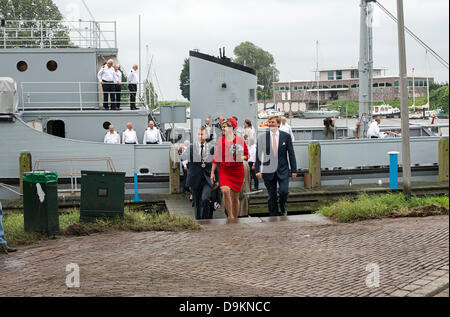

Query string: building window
46 60 58 72
275 87 280 91
373 83 379 88
395 80 399 87
351 70 359 79
351 84 359 88
386 82 393 87
328 71 334 80
336 70 342 80
17 61 28 72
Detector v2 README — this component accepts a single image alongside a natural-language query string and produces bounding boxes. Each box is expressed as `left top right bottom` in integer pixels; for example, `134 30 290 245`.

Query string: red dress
213 135 249 192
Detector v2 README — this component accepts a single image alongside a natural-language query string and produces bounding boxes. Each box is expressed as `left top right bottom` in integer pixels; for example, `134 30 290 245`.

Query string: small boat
300 108 340 119
258 109 285 119
371 104 400 118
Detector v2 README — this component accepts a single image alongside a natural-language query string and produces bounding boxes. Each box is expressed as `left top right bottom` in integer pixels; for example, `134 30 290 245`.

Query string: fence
21 82 149 110
1 20 116 49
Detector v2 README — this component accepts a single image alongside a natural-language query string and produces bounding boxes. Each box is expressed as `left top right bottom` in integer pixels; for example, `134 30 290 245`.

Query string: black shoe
130 107 138 110
0 245 17 254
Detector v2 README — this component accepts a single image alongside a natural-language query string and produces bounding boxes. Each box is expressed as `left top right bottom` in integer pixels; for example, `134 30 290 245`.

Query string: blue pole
132 172 142 202
388 152 399 190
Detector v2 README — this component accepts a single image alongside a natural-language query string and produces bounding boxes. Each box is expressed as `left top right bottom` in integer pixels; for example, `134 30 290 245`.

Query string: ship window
46 120 65 138
249 89 256 102
139 168 150 174
47 60 58 72
17 61 28 72
103 121 112 130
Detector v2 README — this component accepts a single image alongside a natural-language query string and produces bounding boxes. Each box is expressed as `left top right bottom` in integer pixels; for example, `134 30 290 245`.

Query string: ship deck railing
20 81 150 111
1 20 117 49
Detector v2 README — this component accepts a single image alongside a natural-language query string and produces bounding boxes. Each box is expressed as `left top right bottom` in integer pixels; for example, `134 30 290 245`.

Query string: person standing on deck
143 121 163 145
97 59 116 110
127 64 139 110
122 122 139 144
104 125 121 144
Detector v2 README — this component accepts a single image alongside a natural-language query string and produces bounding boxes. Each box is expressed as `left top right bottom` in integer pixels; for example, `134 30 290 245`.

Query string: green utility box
23 171 59 235
80 171 126 223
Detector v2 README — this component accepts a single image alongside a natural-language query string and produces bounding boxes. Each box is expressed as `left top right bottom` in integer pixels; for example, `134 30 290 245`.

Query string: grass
2 206 200 247
316 193 449 223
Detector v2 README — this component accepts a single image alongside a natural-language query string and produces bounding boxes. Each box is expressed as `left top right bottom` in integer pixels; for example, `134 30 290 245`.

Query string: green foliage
145 80 158 109
179 58 190 101
0 0 73 48
430 84 449 114
233 41 279 99
2 207 200 247
316 193 449 223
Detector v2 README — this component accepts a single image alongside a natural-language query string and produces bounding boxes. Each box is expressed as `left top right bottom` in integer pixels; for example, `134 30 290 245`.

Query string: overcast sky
54 0 449 101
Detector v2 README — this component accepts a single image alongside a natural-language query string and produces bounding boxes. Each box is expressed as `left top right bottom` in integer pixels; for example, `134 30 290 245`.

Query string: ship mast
358 0 375 138
316 40 320 110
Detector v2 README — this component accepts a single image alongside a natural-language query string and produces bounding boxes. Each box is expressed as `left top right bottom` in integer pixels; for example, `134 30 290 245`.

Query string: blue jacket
255 130 297 181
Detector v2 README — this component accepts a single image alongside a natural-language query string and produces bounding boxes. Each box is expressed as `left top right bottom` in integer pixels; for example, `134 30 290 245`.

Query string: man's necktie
272 133 278 156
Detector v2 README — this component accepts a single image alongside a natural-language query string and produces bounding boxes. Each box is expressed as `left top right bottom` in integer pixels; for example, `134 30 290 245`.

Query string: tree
179 58 190 101
233 41 280 100
430 83 449 114
0 0 73 48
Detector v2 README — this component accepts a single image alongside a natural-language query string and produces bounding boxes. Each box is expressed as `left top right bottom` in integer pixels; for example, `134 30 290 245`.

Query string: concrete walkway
0 215 448 297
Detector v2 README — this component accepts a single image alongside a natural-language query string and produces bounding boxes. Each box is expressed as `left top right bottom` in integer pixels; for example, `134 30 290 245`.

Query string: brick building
263 67 433 113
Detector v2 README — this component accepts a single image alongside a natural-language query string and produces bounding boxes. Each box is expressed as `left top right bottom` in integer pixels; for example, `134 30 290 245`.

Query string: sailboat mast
316 40 320 110
426 50 430 107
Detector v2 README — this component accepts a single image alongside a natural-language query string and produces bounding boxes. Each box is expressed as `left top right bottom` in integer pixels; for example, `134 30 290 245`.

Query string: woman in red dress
211 118 249 219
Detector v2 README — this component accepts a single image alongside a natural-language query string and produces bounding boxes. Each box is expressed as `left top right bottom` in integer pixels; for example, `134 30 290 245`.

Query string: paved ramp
165 196 227 220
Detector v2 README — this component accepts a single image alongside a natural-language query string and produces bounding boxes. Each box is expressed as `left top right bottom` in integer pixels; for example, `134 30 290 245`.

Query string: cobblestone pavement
0 216 448 297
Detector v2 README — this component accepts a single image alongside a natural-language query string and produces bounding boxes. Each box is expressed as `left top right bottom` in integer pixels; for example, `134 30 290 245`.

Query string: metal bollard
388 151 400 190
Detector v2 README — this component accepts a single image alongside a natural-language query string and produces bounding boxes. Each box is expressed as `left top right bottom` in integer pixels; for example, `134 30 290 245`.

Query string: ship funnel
0 78 19 115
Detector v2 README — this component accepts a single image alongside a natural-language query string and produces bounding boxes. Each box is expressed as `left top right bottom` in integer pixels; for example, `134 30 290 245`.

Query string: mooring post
439 137 449 182
169 147 181 194
19 152 32 195
388 151 400 190
308 142 321 188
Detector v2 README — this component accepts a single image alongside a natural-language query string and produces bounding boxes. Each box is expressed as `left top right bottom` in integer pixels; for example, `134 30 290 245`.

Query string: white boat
300 108 340 119
371 104 400 118
258 109 285 119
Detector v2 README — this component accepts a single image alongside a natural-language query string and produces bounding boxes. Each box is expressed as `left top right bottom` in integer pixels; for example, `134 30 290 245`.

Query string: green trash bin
23 171 59 235
80 171 126 223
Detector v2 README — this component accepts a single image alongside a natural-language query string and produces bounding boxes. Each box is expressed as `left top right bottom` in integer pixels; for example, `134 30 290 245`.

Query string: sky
53 0 449 101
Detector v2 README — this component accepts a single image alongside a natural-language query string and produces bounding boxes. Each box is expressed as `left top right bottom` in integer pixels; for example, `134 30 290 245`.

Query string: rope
376 1 449 70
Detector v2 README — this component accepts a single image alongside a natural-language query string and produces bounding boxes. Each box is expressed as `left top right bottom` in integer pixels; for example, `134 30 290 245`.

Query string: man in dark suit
179 127 218 220
255 116 297 217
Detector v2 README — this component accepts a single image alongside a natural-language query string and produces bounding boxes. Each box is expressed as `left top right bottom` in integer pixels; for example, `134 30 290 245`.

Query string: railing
20 82 150 111
33 157 116 193
1 20 117 49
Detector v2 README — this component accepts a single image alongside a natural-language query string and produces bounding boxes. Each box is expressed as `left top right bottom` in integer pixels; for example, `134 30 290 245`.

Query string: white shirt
98 65 115 82
104 131 121 144
128 69 138 84
122 129 139 144
248 144 257 163
367 121 381 138
143 127 162 144
280 123 295 141
113 70 122 84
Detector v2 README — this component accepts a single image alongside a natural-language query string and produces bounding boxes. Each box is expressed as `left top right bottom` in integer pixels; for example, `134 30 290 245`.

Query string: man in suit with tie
255 116 297 217
179 127 218 220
